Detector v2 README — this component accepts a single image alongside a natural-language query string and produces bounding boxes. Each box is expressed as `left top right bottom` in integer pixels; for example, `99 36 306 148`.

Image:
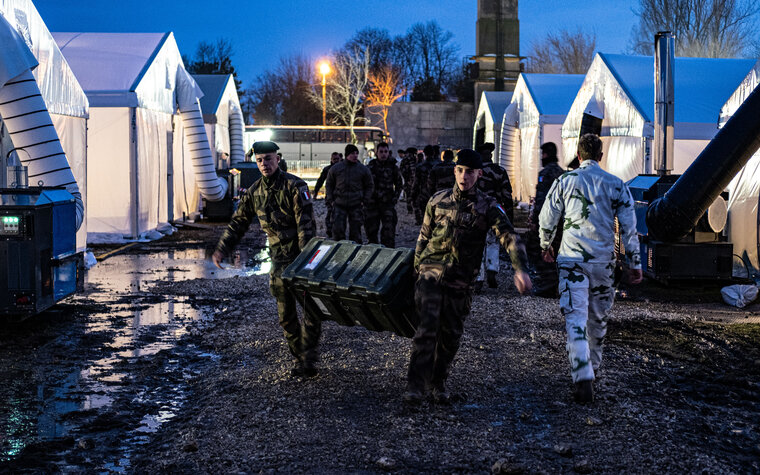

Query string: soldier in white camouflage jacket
538 134 643 404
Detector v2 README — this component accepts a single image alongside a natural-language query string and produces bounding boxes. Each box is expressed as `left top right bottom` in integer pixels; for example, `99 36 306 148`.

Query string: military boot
487 270 498 288
432 383 451 405
574 380 594 404
290 360 305 377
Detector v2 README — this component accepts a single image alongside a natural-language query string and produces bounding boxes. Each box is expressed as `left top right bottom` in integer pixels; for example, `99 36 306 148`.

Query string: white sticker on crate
312 296 331 315
304 244 332 270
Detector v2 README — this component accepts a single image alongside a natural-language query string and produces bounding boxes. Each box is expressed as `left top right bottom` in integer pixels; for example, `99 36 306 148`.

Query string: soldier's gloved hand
212 250 225 269
513 270 532 295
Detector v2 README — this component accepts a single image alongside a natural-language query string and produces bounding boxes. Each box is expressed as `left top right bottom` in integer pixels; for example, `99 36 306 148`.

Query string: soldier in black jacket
314 152 341 238
427 149 456 193
326 144 374 242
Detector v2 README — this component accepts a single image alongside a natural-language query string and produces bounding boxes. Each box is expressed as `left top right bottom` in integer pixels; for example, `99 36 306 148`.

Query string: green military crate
281 238 418 338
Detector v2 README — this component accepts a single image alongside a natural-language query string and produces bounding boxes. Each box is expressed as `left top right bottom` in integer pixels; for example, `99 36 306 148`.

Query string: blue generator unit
0 187 84 316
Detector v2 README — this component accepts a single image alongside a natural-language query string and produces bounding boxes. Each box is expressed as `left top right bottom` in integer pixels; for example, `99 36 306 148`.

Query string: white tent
193 74 245 168
55 32 225 240
0 0 88 250
473 91 512 157
561 53 756 182
502 73 583 202
719 61 760 277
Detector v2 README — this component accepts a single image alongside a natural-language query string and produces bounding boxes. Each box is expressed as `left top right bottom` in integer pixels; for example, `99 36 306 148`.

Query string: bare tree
365 65 406 134
309 48 371 142
525 29 597 74
344 27 395 74
246 53 321 125
184 38 243 94
629 0 760 57
405 21 459 92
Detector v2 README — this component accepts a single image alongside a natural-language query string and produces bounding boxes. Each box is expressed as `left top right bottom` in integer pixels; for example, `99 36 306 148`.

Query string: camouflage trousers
403 183 414 212
558 261 616 383
407 273 471 393
414 196 428 225
324 201 334 239
270 261 322 364
365 204 397 248
475 230 500 282
333 205 364 243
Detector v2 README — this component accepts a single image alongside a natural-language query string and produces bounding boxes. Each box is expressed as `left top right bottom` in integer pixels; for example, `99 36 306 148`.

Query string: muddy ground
1 198 759 474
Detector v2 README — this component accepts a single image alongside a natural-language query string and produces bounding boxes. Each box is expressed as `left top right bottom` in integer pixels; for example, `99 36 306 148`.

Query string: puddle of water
85 247 271 293
0 246 240 469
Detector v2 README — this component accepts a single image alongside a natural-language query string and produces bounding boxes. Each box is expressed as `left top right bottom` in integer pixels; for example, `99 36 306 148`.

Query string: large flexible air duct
228 101 245 165
0 16 83 229
647 81 760 242
176 68 227 201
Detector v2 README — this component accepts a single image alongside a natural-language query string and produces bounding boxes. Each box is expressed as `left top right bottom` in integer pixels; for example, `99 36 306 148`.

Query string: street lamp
318 61 331 126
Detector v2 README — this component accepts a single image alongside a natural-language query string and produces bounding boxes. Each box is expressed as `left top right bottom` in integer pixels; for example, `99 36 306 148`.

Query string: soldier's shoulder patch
301 188 311 201
495 204 507 215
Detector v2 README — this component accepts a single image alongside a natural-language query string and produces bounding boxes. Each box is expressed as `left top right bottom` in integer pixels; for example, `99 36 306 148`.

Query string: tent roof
480 91 513 123
600 53 756 123
0 0 88 118
193 74 233 114
53 32 170 93
521 73 584 116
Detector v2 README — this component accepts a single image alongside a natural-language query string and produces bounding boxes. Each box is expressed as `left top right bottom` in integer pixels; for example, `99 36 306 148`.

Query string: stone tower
472 0 521 104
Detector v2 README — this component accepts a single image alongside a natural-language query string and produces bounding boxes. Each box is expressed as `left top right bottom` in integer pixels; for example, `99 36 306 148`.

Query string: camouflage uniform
409 186 529 394
313 163 334 238
539 160 640 383
427 159 456 194
399 155 417 213
215 169 320 366
326 159 374 242
365 158 403 247
475 159 514 286
411 158 435 225
528 161 565 296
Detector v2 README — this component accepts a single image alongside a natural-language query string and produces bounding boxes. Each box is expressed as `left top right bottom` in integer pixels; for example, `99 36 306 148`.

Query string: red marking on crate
308 250 321 264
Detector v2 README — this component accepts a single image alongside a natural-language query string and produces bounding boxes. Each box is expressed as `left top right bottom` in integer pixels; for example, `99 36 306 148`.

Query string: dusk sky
36 0 639 86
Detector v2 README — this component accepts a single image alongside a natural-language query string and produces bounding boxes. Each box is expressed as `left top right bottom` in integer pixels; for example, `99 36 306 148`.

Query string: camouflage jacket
399 156 417 186
215 169 316 264
313 163 333 196
415 185 528 289
530 162 565 224
478 161 513 209
412 158 435 203
427 160 456 194
325 159 374 208
366 158 403 207
538 160 641 269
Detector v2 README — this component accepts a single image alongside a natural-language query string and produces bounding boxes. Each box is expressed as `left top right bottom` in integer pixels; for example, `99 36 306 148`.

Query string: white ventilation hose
0 69 83 228
228 101 245 165
176 68 227 201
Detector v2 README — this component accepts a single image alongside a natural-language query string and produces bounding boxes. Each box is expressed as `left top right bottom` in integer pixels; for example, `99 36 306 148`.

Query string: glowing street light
318 60 331 126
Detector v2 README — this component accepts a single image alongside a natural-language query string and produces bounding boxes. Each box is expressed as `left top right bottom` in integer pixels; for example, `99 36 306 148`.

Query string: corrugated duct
228 101 245 165
175 67 227 201
0 15 83 229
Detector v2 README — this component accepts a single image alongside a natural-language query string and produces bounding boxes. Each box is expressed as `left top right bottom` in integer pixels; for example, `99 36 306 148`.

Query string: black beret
454 149 482 169
476 142 495 153
252 141 279 154
345 144 359 156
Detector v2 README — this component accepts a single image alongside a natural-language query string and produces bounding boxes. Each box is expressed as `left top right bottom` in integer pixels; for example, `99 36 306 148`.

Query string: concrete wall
369 101 475 150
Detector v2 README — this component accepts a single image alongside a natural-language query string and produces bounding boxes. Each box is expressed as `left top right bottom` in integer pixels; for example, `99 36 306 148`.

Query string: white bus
243 125 387 179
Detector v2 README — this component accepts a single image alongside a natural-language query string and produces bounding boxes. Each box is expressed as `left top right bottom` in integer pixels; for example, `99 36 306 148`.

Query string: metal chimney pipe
646 81 760 242
653 31 675 176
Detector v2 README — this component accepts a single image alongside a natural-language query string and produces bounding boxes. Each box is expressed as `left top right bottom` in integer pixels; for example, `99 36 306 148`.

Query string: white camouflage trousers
476 230 500 282
558 261 616 383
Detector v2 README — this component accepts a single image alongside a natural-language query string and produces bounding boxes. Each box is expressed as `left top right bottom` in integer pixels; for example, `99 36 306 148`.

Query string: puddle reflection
0 246 239 469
